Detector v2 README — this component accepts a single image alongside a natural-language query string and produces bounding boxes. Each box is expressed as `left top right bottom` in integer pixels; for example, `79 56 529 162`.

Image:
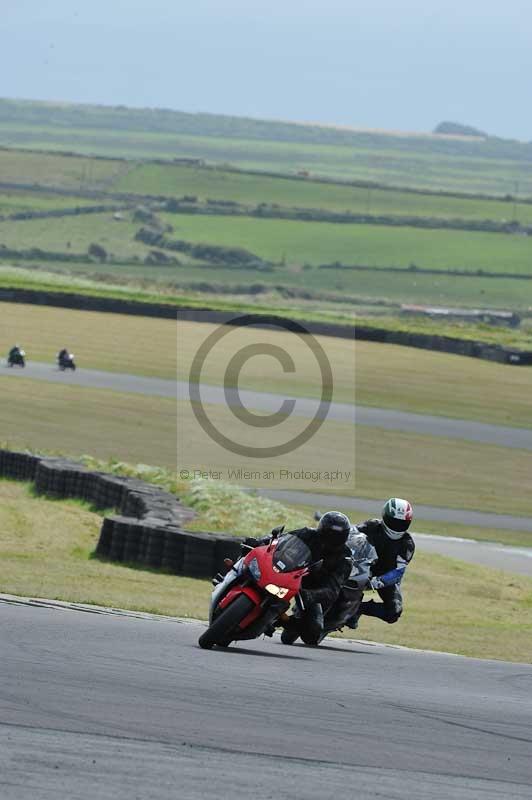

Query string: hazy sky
2 0 532 139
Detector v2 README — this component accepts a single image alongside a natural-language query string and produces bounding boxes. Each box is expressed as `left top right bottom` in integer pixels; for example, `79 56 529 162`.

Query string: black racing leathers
289 526 353 610
277 527 352 645
354 519 415 625
356 519 415 576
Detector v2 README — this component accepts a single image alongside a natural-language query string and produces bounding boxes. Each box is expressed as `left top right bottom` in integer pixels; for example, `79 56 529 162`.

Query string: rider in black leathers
242 511 352 645
347 498 415 628
254 511 353 646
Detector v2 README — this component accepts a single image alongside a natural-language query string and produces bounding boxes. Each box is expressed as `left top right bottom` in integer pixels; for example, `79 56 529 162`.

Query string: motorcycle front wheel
198 594 255 650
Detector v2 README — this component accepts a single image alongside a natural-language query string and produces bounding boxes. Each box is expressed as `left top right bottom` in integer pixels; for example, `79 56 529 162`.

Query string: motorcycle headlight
248 557 261 581
265 584 289 598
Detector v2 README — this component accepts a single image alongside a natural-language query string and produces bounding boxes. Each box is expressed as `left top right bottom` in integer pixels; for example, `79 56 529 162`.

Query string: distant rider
57 347 69 364
9 344 22 359
347 498 415 628
8 344 24 364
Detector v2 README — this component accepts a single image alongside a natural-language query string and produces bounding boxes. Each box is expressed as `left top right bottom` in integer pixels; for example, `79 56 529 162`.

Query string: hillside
2 98 532 194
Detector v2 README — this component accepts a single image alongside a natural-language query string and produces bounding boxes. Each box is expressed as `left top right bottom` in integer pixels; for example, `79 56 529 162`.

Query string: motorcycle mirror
270 524 285 536
313 510 322 522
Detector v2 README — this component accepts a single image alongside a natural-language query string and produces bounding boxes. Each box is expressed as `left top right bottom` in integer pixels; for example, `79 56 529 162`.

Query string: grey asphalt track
413 534 532 577
4 361 532 450
2 599 531 800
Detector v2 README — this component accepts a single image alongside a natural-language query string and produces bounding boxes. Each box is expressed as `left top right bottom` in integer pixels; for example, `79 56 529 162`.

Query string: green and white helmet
382 498 413 540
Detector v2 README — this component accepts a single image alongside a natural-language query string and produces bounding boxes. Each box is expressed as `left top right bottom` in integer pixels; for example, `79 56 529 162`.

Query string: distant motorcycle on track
7 348 26 368
57 351 76 371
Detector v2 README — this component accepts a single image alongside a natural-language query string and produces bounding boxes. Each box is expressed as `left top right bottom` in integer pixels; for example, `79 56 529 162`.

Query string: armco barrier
0 449 242 580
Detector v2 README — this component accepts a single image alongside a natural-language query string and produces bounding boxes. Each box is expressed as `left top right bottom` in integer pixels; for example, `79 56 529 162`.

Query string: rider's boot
280 616 300 645
346 609 362 630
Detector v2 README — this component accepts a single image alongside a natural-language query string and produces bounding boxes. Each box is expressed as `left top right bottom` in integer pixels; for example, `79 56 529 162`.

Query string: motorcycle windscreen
272 535 312 572
346 534 378 587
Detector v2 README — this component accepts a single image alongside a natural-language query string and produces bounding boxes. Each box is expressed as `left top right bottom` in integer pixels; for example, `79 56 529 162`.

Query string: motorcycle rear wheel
198 594 255 650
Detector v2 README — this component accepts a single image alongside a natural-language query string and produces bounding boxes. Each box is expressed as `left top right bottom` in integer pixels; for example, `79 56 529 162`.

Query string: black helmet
382 498 413 540
316 511 351 545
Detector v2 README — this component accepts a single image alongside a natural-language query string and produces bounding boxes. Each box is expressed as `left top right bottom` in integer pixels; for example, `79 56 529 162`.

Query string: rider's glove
368 576 384 590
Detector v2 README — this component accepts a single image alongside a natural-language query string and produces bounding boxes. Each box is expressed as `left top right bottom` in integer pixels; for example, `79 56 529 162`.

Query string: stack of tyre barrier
0 449 243 580
0 449 40 481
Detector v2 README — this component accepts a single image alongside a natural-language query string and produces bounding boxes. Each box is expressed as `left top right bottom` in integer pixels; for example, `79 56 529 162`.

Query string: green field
2 118 532 195
4 146 532 224
0 211 156 261
2 203 532 278
1 144 532 318
10 254 532 314
154 212 532 274
0 148 126 189
1 479 530 662
1 95 532 197
0 189 98 215
116 162 532 224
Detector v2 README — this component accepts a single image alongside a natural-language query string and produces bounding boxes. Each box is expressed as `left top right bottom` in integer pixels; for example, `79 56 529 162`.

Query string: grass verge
0 479 530 662
3 266 532 348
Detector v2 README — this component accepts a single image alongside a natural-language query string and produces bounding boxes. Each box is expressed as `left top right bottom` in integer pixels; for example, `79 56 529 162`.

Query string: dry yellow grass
177 399 532 515
0 301 176 378
2 304 532 432
0 377 177 468
354 339 532 429
340 551 532 664
0 369 529 518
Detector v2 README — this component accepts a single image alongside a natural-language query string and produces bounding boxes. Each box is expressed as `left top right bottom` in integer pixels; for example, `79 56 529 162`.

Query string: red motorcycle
198 534 314 650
